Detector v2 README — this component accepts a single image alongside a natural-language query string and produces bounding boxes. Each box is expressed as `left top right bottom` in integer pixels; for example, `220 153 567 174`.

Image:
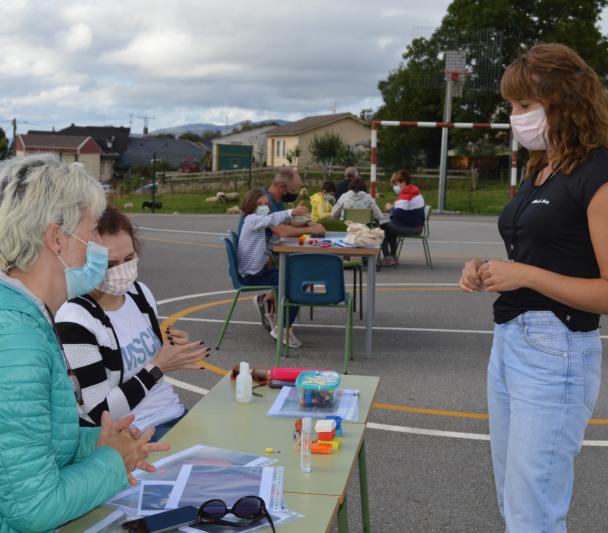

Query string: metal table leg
365 254 376 357
337 494 349 533
274 252 287 366
358 440 371 532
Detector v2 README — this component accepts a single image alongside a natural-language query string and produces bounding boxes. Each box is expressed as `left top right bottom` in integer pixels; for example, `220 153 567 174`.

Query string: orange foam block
311 442 333 454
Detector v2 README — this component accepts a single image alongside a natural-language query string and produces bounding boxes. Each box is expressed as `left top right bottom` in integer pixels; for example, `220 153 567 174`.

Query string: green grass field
112 180 511 216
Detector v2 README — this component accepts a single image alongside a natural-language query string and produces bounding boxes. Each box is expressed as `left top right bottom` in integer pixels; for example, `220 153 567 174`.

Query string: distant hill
152 119 289 137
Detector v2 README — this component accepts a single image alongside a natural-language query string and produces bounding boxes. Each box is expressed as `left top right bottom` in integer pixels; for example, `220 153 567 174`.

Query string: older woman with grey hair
0 154 169 532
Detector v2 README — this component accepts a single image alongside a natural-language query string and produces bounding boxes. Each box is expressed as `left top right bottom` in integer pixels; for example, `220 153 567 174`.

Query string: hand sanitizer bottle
236 361 252 403
300 417 312 473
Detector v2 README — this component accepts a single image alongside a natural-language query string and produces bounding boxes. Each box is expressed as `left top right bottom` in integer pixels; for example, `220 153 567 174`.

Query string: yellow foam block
317 437 342 450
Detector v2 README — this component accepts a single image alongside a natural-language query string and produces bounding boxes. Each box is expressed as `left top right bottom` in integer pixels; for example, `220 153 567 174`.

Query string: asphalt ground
130 212 608 533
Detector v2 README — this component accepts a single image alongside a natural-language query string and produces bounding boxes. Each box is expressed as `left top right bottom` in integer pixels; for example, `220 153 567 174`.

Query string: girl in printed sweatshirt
237 188 308 347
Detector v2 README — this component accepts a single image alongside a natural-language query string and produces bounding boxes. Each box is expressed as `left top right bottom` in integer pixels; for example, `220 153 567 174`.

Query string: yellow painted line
141 235 223 249
160 292 608 425
159 297 252 376
372 402 488 420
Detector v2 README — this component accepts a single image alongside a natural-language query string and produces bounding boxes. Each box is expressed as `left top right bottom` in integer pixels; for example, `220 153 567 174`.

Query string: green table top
156 412 365 497
60 492 340 533
197 373 380 425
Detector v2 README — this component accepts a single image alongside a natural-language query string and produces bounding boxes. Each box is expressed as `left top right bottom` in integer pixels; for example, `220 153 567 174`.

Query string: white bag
343 221 384 247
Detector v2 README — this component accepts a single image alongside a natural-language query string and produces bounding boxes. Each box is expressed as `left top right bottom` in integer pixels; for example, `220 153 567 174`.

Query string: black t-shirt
494 147 608 331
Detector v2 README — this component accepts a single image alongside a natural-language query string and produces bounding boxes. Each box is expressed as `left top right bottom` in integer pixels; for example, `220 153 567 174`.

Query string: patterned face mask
98 255 139 296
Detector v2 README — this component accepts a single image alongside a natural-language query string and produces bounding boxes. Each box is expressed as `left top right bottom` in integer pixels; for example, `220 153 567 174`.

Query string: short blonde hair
0 154 106 273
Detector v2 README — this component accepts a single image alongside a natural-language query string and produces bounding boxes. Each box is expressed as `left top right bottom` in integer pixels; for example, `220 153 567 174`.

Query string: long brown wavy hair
501 43 608 177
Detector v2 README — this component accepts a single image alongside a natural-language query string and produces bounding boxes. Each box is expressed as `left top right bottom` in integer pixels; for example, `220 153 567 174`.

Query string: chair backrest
286 253 345 305
223 237 242 289
421 205 432 237
344 208 373 225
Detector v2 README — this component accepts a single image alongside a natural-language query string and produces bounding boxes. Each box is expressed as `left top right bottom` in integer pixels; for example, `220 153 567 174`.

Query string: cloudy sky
2 1 607 135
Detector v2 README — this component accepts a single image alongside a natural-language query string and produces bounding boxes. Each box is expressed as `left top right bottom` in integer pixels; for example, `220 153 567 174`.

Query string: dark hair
501 42 608 176
97 205 140 253
241 189 266 215
348 177 368 193
321 180 336 193
390 170 411 185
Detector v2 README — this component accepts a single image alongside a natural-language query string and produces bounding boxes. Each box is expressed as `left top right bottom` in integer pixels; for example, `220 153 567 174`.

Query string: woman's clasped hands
459 258 531 293
96 412 170 485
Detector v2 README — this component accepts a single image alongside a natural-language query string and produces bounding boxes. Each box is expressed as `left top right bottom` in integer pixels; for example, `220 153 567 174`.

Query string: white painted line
160 317 608 339
158 290 238 305
158 316 496 335
365 422 608 447
366 422 490 441
429 241 503 245
164 376 209 395
157 284 460 305
136 226 226 237
158 381 608 447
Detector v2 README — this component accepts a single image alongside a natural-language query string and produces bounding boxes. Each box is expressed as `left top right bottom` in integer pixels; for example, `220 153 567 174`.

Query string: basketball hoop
444 50 467 97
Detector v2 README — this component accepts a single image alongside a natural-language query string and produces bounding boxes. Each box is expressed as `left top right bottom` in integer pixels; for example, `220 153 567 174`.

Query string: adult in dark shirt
459 43 608 532
335 166 359 200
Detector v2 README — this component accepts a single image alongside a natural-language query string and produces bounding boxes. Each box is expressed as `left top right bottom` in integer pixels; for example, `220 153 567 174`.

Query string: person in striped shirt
56 206 208 441
237 188 308 348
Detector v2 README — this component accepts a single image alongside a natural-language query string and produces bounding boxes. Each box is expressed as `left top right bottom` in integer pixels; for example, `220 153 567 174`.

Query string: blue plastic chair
275 253 353 373
215 235 275 349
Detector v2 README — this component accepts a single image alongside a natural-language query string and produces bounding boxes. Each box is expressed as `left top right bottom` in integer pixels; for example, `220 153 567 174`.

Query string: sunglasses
197 496 275 532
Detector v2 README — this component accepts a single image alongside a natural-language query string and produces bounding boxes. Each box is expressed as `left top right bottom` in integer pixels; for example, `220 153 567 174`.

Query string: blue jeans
150 409 188 443
487 311 602 532
239 266 298 326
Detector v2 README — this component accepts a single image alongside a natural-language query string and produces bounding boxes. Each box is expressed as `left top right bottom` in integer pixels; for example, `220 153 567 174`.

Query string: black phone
122 506 198 533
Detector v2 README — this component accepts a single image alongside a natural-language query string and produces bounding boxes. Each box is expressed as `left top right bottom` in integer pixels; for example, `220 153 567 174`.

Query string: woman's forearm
524 265 608 314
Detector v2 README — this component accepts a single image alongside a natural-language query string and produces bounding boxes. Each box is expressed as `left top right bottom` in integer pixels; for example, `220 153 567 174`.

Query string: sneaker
270 326 302 348
288 329 302 348
254 294 271 331
382 256 397 267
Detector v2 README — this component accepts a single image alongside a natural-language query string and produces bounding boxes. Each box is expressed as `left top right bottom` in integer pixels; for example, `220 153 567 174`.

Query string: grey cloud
1 0 456 131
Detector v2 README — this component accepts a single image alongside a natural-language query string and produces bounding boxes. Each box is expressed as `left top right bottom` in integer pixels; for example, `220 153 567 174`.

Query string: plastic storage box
295 371 341 408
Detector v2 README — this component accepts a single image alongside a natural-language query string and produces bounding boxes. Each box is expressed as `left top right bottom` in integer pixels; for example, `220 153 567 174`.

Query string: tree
375 0 608 171
152 133 175 140
309 132 346 167
200 130 222 142
179 131 202 142
0 128 8 160
285 146 300 165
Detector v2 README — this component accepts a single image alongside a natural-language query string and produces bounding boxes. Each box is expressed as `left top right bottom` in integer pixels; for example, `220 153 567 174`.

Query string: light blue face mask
324 194 335 203
255 205 270 216
58 233 109 300
392 185 402 194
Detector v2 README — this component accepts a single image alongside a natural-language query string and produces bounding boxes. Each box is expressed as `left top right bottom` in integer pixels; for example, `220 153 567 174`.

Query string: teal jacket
0 281 127 533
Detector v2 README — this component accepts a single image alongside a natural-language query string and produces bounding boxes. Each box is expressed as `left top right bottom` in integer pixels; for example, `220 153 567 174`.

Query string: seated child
237 188 308 348
381 170 425 266
310 180 336 222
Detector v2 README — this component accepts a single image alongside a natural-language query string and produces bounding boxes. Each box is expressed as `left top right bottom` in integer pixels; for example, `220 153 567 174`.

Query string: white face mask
510 106 548 150
255 205 270 216
98 255 139 296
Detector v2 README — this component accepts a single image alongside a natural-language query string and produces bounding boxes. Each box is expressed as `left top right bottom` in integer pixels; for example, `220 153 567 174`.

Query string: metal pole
437 78 453 213
152 152 156 214
370 124 378 197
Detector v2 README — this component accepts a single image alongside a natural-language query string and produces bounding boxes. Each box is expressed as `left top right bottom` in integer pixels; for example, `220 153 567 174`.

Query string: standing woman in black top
459 43 608 532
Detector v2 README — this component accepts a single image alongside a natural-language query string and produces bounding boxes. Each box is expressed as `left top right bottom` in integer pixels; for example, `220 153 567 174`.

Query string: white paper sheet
166 465 283 512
